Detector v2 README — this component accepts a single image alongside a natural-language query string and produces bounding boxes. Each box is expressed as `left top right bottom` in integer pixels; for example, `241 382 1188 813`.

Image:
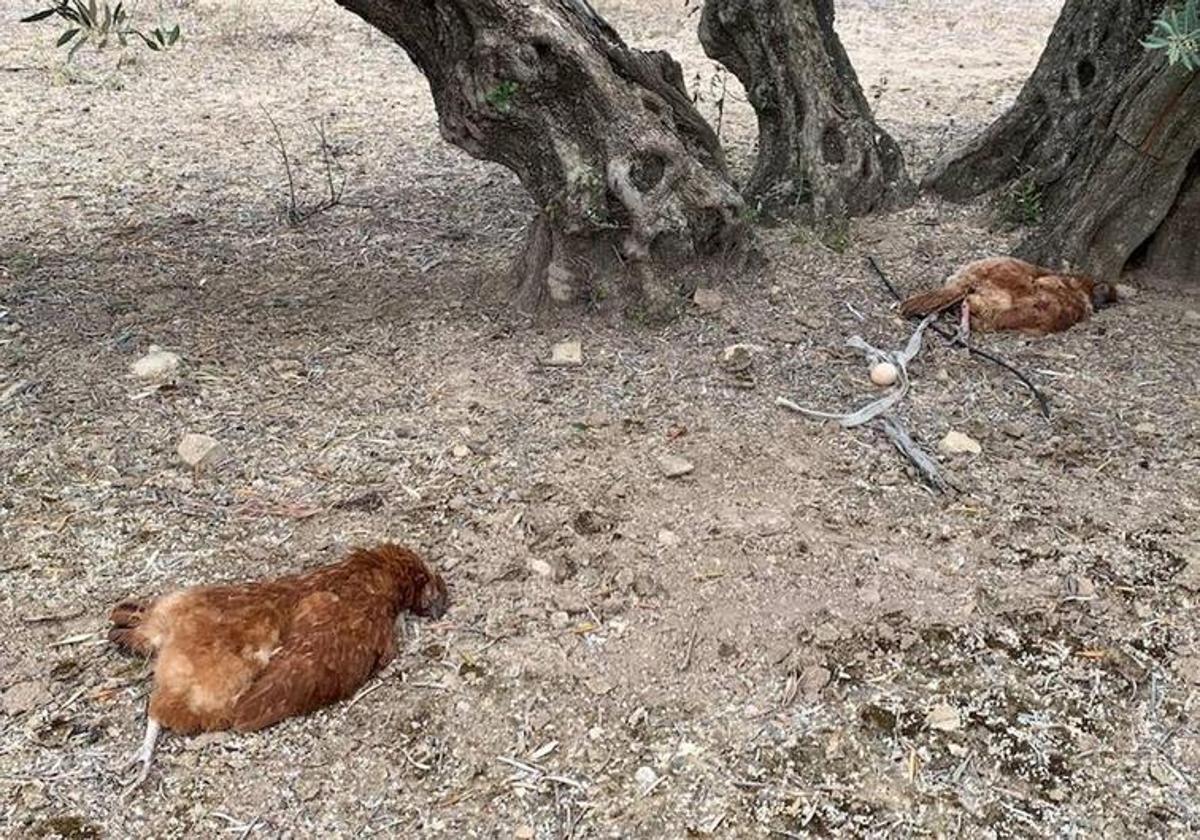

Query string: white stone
657 455 694 478
177 433 226 470
547 340 582 367
938 430 981 456
926 702 962 731
130 347 181 380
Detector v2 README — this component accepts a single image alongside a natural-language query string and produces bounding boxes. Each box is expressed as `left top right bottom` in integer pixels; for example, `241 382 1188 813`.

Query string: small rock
1001 422 1027 439
634 765 659 792
767 285 784 305
938 430 981 456
528 554 568 580
1183 309 1200 326
549 611 571 630
177 433 226 470
547 340 582 367
1134 421 1158 436
631 573 662 599
130 347 182 380
515 827 535 840
1114 283 1138 301
799 665 831 699
869 362 898 387
693 288 724 314
1175 655 1200 685
657 454 694 478
1149 759 1175 786
451 443 471 459
718 344 755 373
1063 574 1097 600
813 621 842 645
3 680 50 716
926 702 962 732
657 529 681 547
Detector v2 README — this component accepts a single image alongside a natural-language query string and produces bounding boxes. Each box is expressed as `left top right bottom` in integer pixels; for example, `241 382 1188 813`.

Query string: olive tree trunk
923 0 1198 287
1017 57 1199 285
923 0 1162 199
333 0 751 313
699 0 914 221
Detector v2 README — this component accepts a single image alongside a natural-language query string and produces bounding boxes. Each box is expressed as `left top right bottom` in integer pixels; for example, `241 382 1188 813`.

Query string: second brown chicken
899 256 1117 336
109 543 448 788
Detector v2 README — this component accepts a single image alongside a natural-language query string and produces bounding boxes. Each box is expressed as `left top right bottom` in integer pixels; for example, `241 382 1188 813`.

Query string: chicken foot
120 717 161 796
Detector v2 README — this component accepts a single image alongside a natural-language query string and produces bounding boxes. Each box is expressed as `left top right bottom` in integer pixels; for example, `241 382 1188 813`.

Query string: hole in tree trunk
630 152 667 192
1077 59 1096 90
1124 232 1152 273
821 125 846 164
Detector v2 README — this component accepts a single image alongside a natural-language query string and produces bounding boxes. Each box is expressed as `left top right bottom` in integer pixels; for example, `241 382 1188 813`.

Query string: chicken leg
121 717 161 796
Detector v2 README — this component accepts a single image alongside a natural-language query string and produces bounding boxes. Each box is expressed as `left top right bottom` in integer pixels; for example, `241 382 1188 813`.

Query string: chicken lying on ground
899 256 1118 337
109 543 448 790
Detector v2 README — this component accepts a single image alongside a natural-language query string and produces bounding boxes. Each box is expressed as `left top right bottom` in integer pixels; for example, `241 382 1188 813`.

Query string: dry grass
2 0 1200 837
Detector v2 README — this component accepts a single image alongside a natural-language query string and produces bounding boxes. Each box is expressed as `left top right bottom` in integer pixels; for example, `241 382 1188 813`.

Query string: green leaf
56 26 80 46
71 0 91 27
168 23 180 45
67 32 87 61
20 8 59 23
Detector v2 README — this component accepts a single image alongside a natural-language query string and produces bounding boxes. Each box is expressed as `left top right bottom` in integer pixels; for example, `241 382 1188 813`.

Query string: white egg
870 362 898 387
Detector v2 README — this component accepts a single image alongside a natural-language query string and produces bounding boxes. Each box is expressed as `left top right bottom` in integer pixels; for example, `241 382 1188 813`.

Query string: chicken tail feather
899 285 968 318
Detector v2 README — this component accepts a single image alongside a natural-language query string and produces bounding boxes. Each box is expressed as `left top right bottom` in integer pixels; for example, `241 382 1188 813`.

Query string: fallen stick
866 256 1051 418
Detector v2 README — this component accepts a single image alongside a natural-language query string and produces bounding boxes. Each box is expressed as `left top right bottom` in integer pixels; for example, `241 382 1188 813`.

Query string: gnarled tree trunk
1017 57 1199 286
334 0 751 313
923 0 1198 287
699 0 914 221
923 0 1161 199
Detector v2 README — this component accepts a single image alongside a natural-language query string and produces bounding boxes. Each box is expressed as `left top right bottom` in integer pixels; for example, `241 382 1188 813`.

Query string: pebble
718 344 755 373
926 702 962 731
938 430 981 456
549 611 571 630
799 665 831 699
657 454 694 478
1064 573 1097 599
130 346 182 380
634 765 659 792
657 528 681 547
1184 309 1200 325
692 288 724 313
1114 283 1138 301
177 433 226 470
547 340 582 367
3 680 50 716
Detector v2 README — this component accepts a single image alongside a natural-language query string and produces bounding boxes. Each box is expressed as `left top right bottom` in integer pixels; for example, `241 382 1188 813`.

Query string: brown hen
899 256 1117 337
109 543 448 789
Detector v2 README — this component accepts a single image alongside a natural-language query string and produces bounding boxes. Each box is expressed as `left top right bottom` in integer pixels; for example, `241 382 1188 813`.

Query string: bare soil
2 1 1200 837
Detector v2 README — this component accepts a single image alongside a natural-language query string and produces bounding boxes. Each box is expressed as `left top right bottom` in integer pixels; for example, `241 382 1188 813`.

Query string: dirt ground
2 0 1200 837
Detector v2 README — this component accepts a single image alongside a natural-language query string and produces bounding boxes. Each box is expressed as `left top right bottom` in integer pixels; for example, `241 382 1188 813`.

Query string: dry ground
3 0 1200 837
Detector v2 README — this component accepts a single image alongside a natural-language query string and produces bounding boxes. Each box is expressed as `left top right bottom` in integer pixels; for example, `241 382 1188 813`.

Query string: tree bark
699 0 914 221
1016 58 1200 285
923 0 1161 200
333 0 751 313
